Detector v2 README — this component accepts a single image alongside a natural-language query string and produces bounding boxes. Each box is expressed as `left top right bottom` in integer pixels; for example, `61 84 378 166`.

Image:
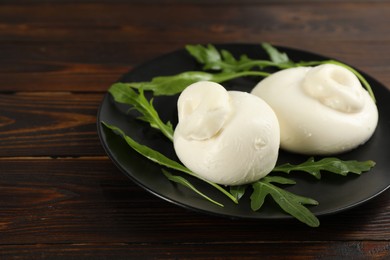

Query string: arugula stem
167 161 239 204
127 70 271 96
140 99 174 142
218 60 287 72
214 70 271 81
163 170 225 207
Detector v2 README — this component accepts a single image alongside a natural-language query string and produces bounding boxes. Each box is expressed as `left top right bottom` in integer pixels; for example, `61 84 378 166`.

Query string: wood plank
0 93 104 157
0 41 389 92
3 0 390 4
0 158 389 244
0 3 389 42
0 241 389 259
1 2 389 92
0 1 388 258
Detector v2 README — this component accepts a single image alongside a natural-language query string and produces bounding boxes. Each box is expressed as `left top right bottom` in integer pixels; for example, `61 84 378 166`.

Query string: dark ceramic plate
97 44 390 219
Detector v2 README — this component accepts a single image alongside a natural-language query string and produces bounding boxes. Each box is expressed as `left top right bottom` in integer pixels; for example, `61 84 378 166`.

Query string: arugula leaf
272 157 376 180
185 44 223 71
229 185 248 201
186 43 281 73
108 83 174 141
163 170 224 207
101 122 238 204
127 70 269 96
102 122 187 172
185 43 376 102
261 42 293 67
251 176 320 227
250 176 296 211
127 71 213 95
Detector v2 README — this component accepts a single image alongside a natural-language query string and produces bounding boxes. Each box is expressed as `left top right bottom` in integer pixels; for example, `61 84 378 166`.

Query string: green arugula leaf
185 43 376 102
219 49 238 71
127 70 269 96
108 83 174 141
250 176 296 211
185 44 223 71
262 176 297 185
163 170 224 207
127 71 214 95
272 157 376 180
251 176 320 227
101 122 238 205
261 42 293 66
229 185 248 201
102 122 187 172
186 44 281 73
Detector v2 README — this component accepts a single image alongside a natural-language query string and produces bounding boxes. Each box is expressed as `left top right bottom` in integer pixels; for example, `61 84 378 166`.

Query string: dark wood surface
1 1 389 259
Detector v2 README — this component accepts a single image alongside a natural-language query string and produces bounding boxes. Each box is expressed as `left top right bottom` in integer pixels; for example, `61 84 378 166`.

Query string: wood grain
0 1 389 258
2 3 385 89
0 93 104 156
0 158 389 245
1 42 390 92
0 241 389 259
1 3 389 42
1 2 390 93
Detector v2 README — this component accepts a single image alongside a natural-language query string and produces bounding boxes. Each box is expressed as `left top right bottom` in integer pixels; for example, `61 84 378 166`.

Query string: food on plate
102 44 380 227
251 64 378 155
173 81 280 185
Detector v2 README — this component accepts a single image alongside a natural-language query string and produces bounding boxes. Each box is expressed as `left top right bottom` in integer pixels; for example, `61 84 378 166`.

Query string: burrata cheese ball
251 64 378 155
174 81 280 185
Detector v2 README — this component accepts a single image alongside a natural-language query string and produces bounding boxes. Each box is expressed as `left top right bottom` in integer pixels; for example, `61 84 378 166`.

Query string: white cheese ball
174 81 280 186
251 64 378 155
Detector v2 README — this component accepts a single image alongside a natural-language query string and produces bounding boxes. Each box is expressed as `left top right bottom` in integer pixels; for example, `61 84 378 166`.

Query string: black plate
97 44 390 219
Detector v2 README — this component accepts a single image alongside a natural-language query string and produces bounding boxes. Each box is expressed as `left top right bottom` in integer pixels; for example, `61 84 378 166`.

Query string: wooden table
1 1 389 259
